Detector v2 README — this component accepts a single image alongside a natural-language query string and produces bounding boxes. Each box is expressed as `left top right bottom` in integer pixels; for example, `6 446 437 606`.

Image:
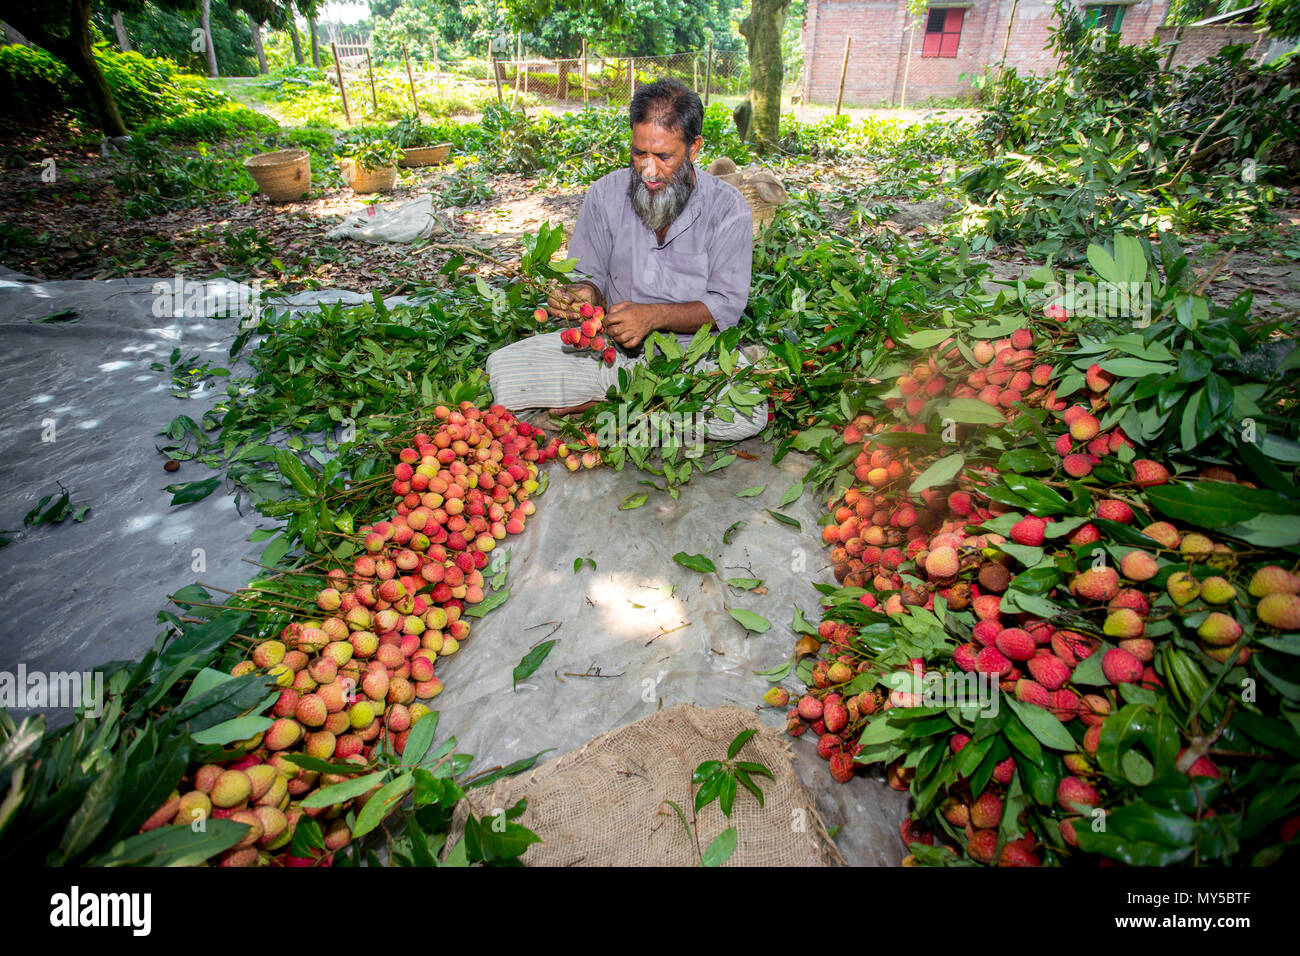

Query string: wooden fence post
704 41 713 106
332 42 351 125
835 36 852 117
582 38 589 109
402 42 419 116
365 46 378 113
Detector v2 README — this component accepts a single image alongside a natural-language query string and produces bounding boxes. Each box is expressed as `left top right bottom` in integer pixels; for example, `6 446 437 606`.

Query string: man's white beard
628 159 694 235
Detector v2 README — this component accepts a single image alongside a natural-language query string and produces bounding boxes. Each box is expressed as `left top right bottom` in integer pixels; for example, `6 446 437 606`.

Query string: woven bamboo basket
399 143 452 167
713 168 782 234
243 149 311 202
340 159 399 194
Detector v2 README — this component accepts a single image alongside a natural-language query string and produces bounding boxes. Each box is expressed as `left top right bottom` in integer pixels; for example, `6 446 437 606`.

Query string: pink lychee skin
1027 654 1072 691
1057 775 1100 811
1102 647 1143 685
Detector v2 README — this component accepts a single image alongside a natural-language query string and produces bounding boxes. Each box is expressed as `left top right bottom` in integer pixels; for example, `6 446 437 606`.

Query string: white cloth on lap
486 331 769 442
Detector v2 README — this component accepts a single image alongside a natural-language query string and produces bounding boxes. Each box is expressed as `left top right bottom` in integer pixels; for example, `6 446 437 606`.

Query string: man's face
627 122 703 234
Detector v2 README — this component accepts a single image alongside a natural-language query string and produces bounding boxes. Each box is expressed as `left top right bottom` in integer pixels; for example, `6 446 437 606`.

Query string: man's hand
603 301 657 350
547 282 601 322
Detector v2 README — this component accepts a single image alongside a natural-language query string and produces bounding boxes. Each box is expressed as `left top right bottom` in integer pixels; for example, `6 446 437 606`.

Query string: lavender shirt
567 167 754 347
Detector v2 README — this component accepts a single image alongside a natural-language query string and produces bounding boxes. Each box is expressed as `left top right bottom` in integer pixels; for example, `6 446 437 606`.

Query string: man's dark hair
629 79 704 146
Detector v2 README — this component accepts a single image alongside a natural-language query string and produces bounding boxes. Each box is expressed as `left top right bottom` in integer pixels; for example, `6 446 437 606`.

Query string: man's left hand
604 301 656 350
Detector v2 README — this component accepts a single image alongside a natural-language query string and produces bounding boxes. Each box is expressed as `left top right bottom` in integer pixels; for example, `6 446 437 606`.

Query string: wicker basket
740 181 780 232
399 143 452 168
340 159 399 194
243 149 311 202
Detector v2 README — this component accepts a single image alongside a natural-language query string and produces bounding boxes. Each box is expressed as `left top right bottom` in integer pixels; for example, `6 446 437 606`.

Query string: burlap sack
707 158 788 234
447 703 846 867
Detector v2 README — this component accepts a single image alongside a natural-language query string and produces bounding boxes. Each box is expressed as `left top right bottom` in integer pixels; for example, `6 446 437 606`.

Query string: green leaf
165 478 220 506
722 521 746 545
513 640 558 690
727 729 758 760
1004 698 1076 751
1144 481 1281 526
400 713 441 767
619 491 649 510
938 398 1006 425
466 750 553 789
908 453 965 494
59 746 127 863
734 485 766 498
673 552 716 574
729 609 771 634
726 577 763 590
764 509 801 530
1098 357 1176 378
779 480 804 508
191 714 272 747
300 771 387 808
464 586 510 618
352 772 415 838
95 819 247 867
573 556 597 574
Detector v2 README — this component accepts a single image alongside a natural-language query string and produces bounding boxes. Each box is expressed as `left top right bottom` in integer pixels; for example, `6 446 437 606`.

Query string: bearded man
486 79 769 441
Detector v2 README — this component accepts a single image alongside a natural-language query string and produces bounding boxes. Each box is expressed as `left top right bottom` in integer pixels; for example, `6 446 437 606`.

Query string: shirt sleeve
701 188 753 332
566 177 613 300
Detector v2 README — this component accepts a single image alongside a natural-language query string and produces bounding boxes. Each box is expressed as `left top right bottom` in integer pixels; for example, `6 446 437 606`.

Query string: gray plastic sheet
0 267 907 865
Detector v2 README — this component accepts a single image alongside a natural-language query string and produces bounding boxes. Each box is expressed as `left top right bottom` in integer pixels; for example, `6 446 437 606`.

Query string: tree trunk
111 11 132 52
4 0 128 136
200 0 218 77
739 0 791 151
250 18 267 74
309 17 321 68
289 18 304 64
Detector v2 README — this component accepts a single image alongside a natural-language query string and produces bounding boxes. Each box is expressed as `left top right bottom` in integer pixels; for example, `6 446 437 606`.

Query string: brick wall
802 0 1174 106
1153 24 1272 68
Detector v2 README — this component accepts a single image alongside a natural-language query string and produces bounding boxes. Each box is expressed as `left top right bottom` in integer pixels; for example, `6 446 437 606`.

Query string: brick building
799 0 1270 106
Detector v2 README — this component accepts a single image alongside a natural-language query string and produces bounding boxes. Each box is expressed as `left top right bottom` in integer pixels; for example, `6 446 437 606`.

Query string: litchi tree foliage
779 231 1300 866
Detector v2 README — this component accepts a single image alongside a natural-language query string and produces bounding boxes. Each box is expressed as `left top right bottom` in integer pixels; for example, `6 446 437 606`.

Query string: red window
922 8 965 58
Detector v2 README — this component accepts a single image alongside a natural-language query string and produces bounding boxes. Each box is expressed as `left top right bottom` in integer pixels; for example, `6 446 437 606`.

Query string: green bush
0 44 232 129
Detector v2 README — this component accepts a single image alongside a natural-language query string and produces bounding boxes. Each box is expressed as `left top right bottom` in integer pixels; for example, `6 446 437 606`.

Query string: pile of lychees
140 403 560 866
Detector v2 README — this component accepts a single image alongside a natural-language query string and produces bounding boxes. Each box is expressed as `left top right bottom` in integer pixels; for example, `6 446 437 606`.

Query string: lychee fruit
1010 516 1047 546
967 829 998 864
1101 647 1143 684
995 628 1036 662
1027 654 1072 691
1103 608 1145 639
1132 459 1170 487
925 545 959 579
1120 550 1159 582
1166 571 1201 606
1197 612 1243 646
1015 679 1050 708
1248 566 1300 598
1096 499 1134 524
1063 454 1093 478
265 718 302 751
211 770 252 809
1057 775 1100 811
828 752 855 783
975 646 1013 677
970 791 1004 829
1258 593 1300 630
1071 567 1120 602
